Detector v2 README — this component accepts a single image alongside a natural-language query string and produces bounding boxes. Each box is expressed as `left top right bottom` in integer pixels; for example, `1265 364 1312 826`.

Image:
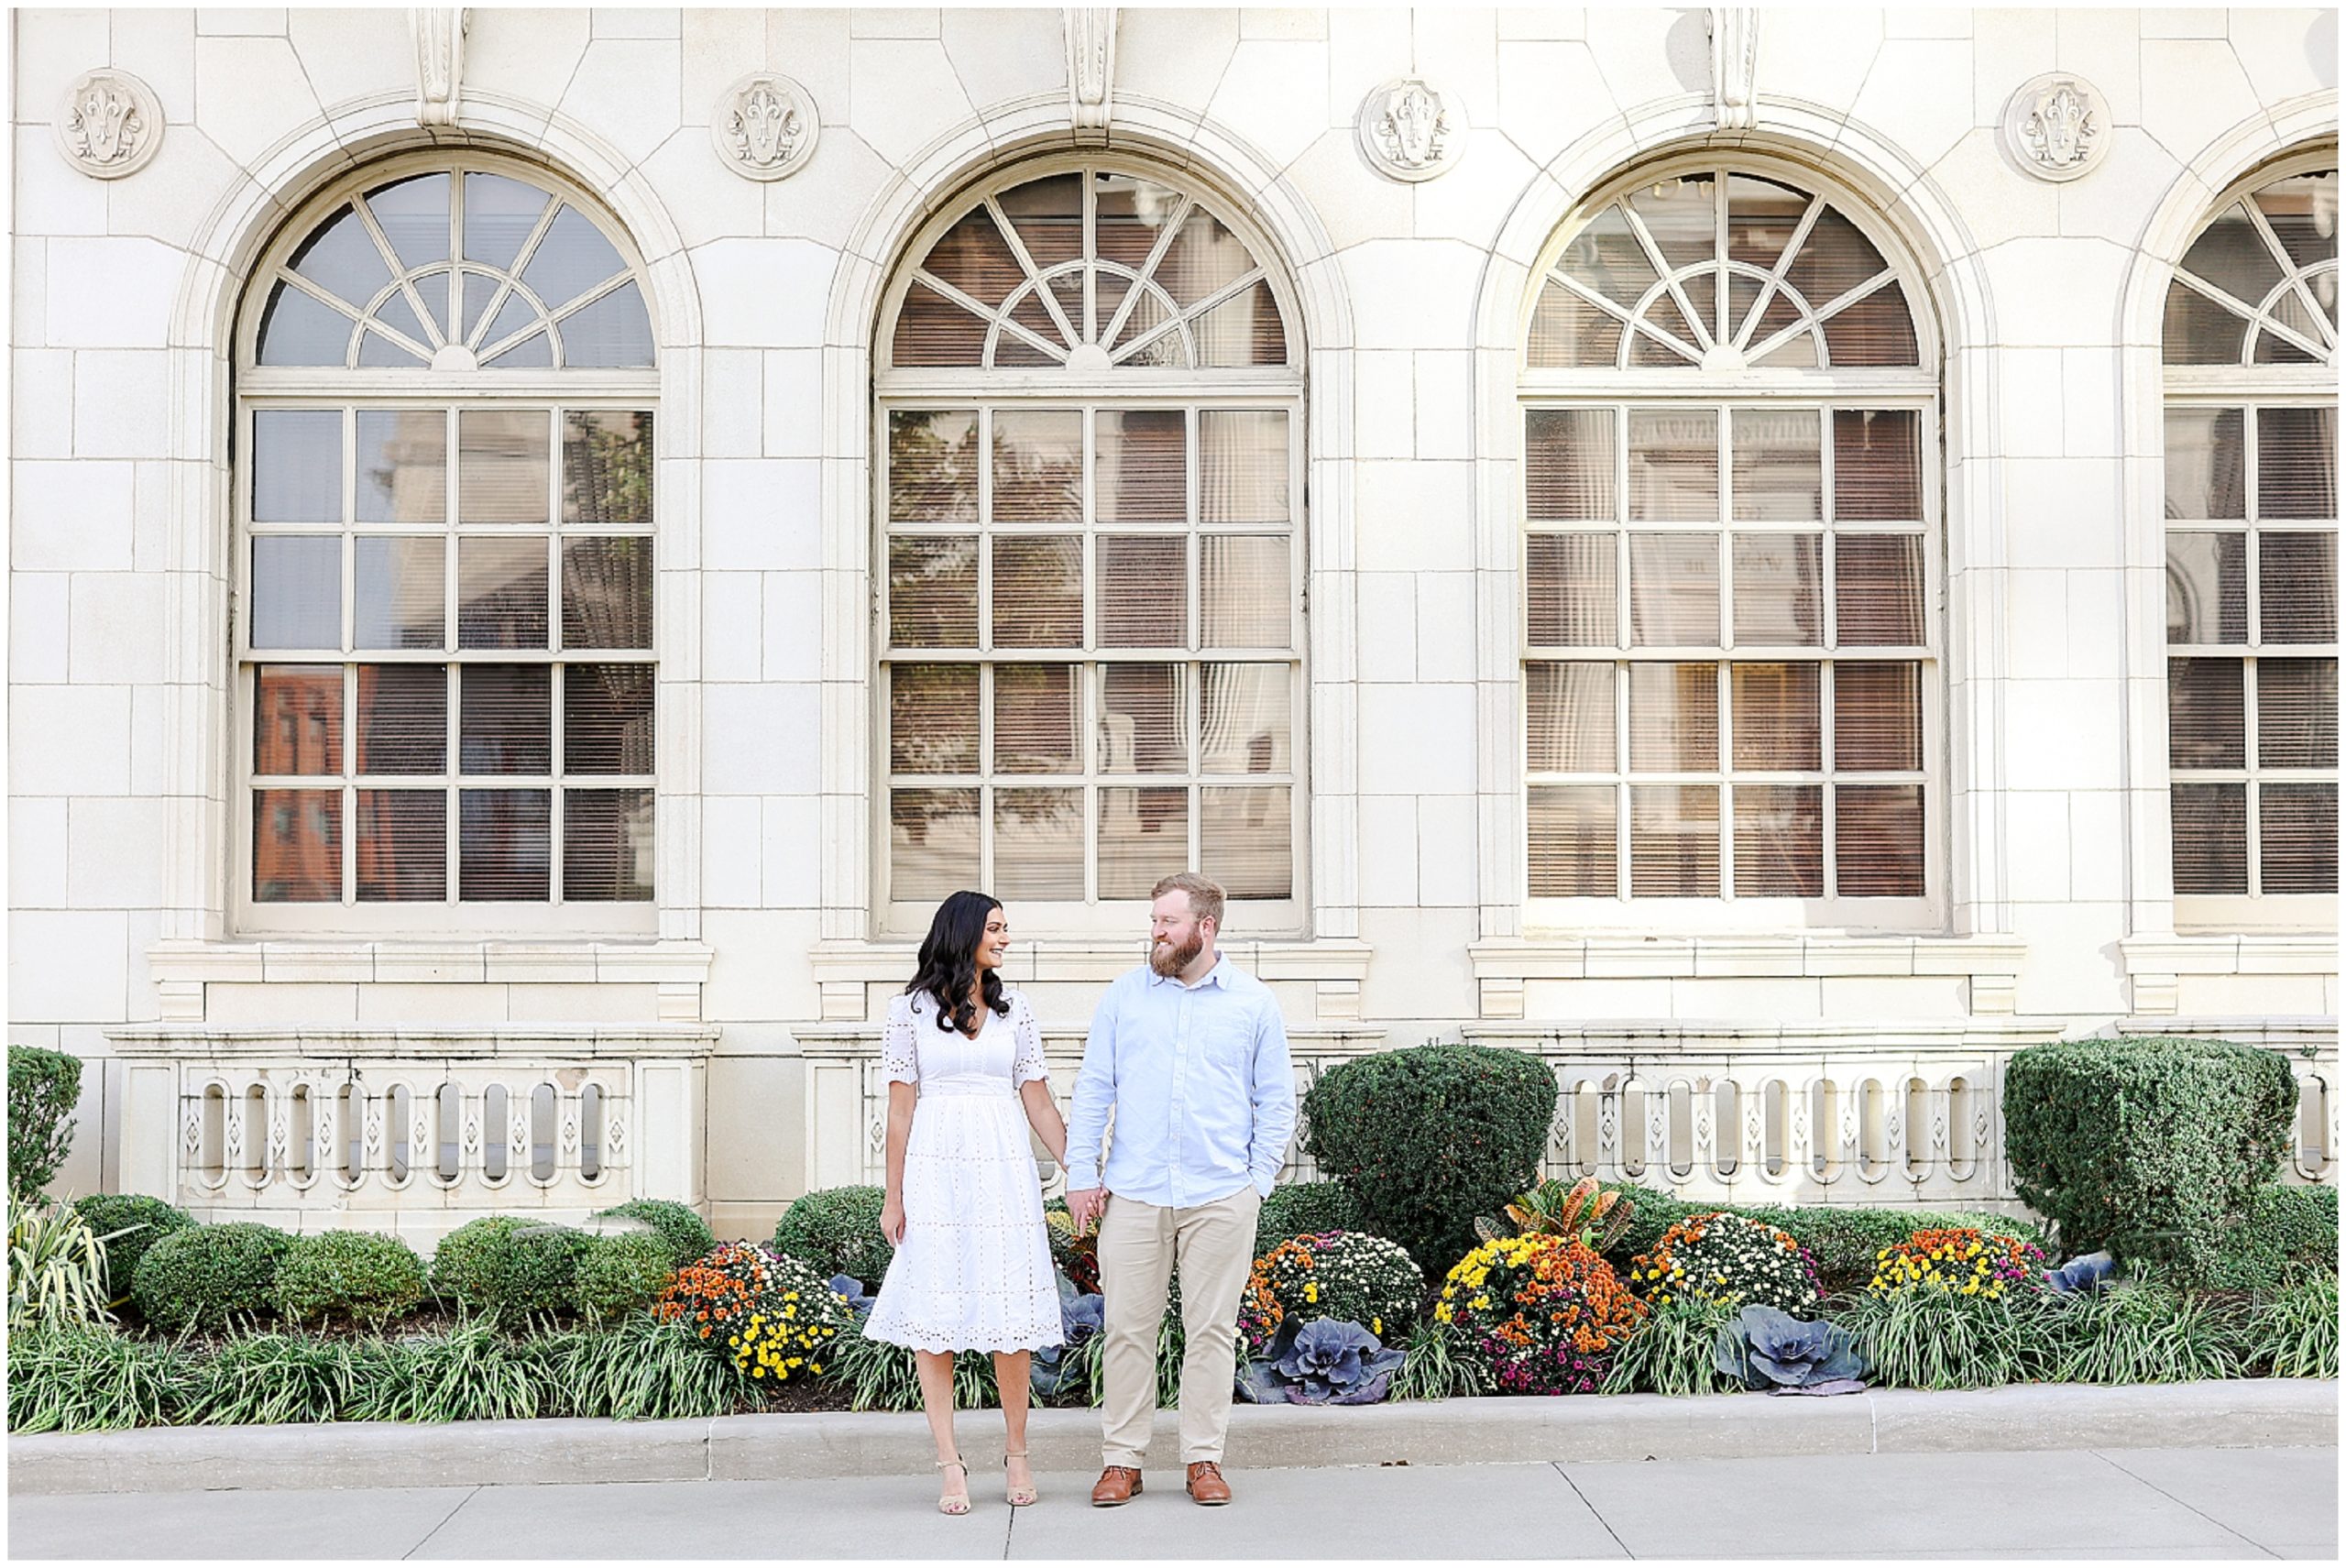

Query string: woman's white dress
862 987 1066 1354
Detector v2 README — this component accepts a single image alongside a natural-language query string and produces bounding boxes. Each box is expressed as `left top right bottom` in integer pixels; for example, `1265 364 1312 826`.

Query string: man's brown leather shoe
1186 1461 1232 1505
1091 1465 1143 1507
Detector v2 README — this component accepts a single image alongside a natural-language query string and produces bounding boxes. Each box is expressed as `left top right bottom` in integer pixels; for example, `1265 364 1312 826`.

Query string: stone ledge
8 1380 2332 1496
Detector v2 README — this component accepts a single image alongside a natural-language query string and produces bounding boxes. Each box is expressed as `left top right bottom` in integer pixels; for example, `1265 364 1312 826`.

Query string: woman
864 890 1069 1515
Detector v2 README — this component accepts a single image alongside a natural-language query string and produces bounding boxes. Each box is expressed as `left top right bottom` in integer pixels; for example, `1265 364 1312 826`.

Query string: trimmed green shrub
429 1216 590 1320
572 1233 675 1322
131 1223 294 1332
1301 1044 1559 1274
593 1199 714 1269
1749 1205 2043 1295
1254 1180 1369 1254
2204 1184 2340 1290
2005 1036 2298 1282
71 1195 195 1306
772 1185 892 1289
9 1047 82 1199
271 1231 426 1328
428 1216 529 1304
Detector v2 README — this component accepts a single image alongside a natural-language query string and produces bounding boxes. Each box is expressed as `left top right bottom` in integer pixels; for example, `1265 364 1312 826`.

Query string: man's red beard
1150 930 1204 978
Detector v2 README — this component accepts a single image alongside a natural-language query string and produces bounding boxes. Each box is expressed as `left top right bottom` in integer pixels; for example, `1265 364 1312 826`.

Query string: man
1062 872 1296 1508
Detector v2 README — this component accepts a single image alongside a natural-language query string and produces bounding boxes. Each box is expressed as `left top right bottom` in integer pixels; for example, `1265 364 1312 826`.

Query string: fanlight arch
2164 167 2340 368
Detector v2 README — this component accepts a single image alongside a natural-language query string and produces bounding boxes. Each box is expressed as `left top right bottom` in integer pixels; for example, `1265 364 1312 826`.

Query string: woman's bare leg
915 1350 968 1510
992 1350 1035 1502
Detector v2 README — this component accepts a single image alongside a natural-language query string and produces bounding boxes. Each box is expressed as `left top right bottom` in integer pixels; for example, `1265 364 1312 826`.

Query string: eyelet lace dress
862 988 1066 1354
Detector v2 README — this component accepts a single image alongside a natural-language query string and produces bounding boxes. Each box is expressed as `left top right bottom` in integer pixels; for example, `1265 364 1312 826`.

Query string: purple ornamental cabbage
828 1274 874 1321
2045 1250 2118 1294
1714 1304 1868 1396
1236 1318 1404 1406
1030 1274 1106 1399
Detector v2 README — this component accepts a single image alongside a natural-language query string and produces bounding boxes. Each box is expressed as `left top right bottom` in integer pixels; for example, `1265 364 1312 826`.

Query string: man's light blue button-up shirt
1062 956 1297 1209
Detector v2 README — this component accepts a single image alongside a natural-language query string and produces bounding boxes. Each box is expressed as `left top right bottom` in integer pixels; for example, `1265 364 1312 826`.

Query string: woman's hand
881 1192 906 1246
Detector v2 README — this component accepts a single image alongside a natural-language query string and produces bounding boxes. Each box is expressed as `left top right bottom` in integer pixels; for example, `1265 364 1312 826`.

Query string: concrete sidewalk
8 1446 2338 1559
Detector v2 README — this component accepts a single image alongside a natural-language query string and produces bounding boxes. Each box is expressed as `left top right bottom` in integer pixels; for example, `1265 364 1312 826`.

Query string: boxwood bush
71 1194 195 1305
9 1046 82 1199
428 1216 529 1306
433 1222 592 1321
131 1223 295 1332
2005 1036 2297 1281
1300 1044 1558 1274
1254 1179 1369 1255
772 1186 892 1289
593 1199 714 1269
2206 1183 2340 1290
271 1231 426 1328
572 1232 676 1321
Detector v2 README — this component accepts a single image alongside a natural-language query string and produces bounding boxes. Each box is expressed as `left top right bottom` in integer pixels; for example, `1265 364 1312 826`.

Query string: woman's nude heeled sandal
935 1457 972 1516
1003 1450 1037 1507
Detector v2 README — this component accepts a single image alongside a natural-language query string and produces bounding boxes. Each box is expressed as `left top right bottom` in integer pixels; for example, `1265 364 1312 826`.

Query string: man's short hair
1151 872 1226 928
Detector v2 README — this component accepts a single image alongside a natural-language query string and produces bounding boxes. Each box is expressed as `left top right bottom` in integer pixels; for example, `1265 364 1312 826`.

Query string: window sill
2119 934 2338 1015
1468 934 2030 1017
146 938 716 1022
806 936 1376 1023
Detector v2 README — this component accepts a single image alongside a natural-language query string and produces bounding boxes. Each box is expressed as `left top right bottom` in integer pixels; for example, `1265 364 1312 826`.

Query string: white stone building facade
8 5 2338 1248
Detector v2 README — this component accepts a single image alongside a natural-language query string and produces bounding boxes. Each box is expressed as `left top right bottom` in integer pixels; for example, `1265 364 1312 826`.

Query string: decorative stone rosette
1356 76 1466 183
55 68 163 180
710 72 820 182
2001 72 2111 183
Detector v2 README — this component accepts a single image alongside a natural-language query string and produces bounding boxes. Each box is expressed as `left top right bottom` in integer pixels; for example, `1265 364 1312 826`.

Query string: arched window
1518 161 1938 924
236 155 657 932
2163 156 2338 924
874 161 1302 931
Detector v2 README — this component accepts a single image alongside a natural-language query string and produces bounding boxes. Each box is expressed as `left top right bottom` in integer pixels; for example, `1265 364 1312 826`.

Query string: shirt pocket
1201 1011 1255 1075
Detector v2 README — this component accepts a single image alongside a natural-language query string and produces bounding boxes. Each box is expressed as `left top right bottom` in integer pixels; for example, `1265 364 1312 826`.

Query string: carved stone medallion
2001 73 2110 183
1356 77 1466 183
54 69 163 180
710 72 820 181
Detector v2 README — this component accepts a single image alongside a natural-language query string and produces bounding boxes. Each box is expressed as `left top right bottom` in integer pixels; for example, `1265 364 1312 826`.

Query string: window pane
1526 409 1617 521
1836 534 1925 646
1528 533 1618 647
888 411 979 521
1202 536 1288 649
564 788 653 901
289 205 391 309
2165 532 2247 643
459 664 551 774
562 411 653 525
1157 203 1255 308
1731 663 1820 771
1099 786 1189 899
993 663 1079 774
1735 783 1822 896
356 410 446 525
992 410 1081 522
1191 280 1287 367
356 664 446 774
1562 204 1657 306
1200 663 1288 774
253 665 343 775
2172 783 2248 894
2253 171 2341 268
1731 533 1821 646
1628 662 1718 772
2164 408 2247 520
458 788 549 900
1201 785 1290 897
2163 280 2253 366
2259 408 2338 521
890 663 979 774
1833 410 1921 521
257 282 357 367
355 536 445 650
2167 656 2245 768
923 206 1024 308
991 535 1081 646
1097 536 1185 647
2260 532 2337 644
892 283 990 367
1097 410 1188 521
1628 534 1719 646
1527 661 1616 773
564 664 654 775
251 536 343 650
1630 784 1718 896
1529 784 1617 895
1200 411 1288 523
993 788 1084 899
356 790 446 902
253 789 342 903
888 536 978 649
458 171 543 269
1727 174 1807 272
1526 285 1622 368
1836 784 1924 896
2260 783 2339 894
1100 663 1185 773
1627 408 1718 521
561 537 653 652
519 206 624 313
1731 409 1821 521
558 282 655 368
1820 280 1919 367
457 537 549 650
891 788 979 902
2180 202 2285 307
254 411 344 522
2258 658 2339 768
1833 662 1922 771
457 410 550 524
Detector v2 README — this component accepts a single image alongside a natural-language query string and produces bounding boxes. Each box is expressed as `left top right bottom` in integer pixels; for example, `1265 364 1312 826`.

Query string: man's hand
1065 1186 1105 1237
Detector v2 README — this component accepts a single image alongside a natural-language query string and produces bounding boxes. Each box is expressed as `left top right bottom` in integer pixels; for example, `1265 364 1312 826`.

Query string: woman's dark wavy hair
905 890 1008 1036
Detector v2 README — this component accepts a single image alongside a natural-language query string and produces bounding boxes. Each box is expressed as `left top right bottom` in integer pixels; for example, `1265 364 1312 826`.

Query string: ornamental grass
1239 1231 1424 1352
1868 1227 2049 1299
1433 1234 1644 1395
1626 1212 1822 1316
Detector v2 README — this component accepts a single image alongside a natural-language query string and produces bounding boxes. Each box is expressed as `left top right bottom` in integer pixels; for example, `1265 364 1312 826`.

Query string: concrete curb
8 1380 2334 1496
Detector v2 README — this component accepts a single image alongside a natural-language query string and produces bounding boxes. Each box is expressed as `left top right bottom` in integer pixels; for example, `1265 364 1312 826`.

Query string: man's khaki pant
1095 1184 1261 1467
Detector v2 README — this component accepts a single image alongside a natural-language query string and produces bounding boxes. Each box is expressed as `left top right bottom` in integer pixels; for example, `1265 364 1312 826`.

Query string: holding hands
1064 1186 1106 1237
